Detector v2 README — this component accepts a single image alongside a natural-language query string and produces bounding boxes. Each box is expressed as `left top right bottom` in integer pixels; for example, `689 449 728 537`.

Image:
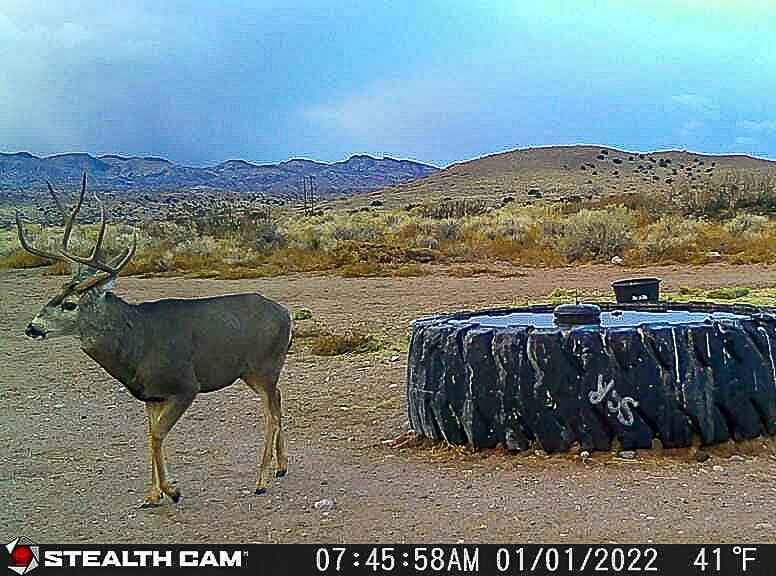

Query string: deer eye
61 301 78 311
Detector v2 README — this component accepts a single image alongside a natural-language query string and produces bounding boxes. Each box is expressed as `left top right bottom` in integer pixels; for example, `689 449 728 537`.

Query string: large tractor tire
406 303 776 452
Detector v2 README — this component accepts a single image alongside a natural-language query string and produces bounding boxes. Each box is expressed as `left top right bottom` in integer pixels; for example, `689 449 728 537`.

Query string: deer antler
47 172 86 251
58 193 137 276
16 173 136 276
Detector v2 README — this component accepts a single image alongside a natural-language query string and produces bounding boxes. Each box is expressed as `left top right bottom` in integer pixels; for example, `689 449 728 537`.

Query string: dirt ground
2 263 776 544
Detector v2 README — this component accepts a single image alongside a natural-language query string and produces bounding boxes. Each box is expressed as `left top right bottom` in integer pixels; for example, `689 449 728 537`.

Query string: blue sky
1 0 775 166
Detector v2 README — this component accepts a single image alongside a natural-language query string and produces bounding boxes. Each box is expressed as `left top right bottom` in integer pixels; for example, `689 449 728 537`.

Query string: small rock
390 355 400 362
694 451 710 463
579 450 590 463
729 455 745 462
313 498 337 512
712 465 725 473
611 255 624 265
618 450 637 460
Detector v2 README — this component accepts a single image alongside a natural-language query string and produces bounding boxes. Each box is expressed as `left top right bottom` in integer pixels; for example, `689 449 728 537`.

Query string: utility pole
301 175 316 216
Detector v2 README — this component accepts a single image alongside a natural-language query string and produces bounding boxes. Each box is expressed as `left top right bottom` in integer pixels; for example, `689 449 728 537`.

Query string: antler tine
89 192 107 261
46 181 67 217
70 230 137 292
108 230 137 274
48 172 87 251
15 212 69 263
59 197 137 276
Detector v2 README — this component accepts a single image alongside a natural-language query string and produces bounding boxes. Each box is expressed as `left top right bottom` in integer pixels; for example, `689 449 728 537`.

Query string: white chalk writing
588 374 639 426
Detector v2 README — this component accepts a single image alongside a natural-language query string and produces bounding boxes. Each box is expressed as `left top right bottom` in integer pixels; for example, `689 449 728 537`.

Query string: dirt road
2 264 776 543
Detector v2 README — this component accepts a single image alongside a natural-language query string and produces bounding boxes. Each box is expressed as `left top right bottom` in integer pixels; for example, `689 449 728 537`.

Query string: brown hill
361 145 776 208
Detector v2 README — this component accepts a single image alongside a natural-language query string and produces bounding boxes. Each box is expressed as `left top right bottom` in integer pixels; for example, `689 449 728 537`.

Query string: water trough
406 300 776 453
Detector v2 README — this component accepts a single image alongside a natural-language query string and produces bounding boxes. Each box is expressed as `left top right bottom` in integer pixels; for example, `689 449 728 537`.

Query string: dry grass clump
390 263 428 277
309 330 382 356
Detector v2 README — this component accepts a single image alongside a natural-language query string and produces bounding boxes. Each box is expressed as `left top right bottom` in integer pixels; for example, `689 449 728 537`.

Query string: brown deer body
18 175 292 507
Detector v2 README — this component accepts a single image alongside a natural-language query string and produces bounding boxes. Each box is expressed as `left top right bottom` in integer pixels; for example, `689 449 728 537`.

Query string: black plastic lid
553 303 602 325
611 277 661 288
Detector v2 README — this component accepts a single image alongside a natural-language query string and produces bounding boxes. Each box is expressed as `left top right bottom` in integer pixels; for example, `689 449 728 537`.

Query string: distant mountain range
0 152 438 197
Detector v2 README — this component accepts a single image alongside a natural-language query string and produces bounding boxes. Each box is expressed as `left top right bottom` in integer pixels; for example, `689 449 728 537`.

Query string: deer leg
244 375 281 494
255 388 277 494
272 388 288 478
147 393 195 505
140 402 164 508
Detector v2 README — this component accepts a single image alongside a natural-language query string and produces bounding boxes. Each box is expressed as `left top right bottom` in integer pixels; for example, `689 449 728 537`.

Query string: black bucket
612 277 661 303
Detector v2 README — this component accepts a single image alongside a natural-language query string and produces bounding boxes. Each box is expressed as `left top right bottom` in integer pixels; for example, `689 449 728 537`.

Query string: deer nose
25 324 46 339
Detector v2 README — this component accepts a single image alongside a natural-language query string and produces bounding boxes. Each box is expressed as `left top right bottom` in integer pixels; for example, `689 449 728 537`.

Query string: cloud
299 75 519 165
670 93 719 118
737 119 776 134
302 78 455 146
678 119 703 138
735 135 756 146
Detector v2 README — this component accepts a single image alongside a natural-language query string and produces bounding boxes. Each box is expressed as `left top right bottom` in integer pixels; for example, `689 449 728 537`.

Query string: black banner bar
3 544 776 575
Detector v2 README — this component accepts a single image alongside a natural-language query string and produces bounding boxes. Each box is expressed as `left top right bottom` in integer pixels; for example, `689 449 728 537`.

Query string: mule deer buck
17 175 293 507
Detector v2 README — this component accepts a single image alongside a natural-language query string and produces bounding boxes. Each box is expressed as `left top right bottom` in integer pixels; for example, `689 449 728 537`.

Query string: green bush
293 308 313 321
559 206 634 261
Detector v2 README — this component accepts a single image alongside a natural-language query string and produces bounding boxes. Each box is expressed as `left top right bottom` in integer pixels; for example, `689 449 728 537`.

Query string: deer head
17 173 136 339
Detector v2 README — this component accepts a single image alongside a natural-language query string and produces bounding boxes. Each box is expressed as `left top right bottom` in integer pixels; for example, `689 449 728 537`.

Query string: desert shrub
432 219 462 241
674 171 776 217
251 220 286 251
559 207 634 261
677 183 733 217
637 215 707 262
329 219 383 243
724 213 769 239
310 330 382 356
417 198 489 219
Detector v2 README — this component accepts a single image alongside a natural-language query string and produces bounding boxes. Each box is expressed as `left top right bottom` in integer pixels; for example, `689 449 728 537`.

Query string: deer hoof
170 489 181 503
255 487 267 495
275 469 287 478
